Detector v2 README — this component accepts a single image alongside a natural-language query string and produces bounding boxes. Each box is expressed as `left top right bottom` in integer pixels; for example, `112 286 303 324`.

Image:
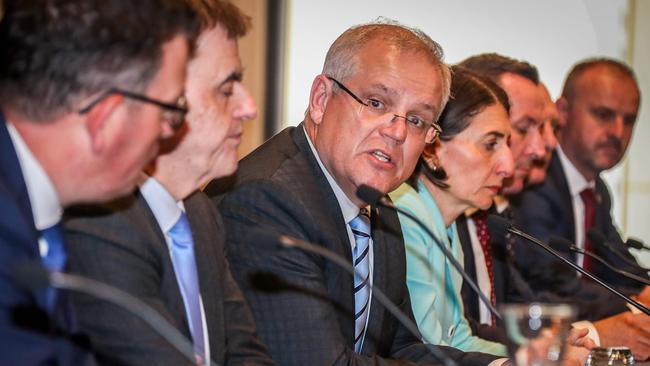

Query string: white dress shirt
6 122 62 258
556 145 595 268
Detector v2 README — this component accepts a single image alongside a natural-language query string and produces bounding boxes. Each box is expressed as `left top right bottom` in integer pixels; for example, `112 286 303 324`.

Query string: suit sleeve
64 210 196 366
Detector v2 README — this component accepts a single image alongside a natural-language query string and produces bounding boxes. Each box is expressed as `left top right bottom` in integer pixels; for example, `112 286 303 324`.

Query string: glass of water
501 303 576 366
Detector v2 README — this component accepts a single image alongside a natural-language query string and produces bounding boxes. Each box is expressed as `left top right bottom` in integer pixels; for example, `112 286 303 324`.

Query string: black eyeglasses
78 88 188 130
326 76 442 143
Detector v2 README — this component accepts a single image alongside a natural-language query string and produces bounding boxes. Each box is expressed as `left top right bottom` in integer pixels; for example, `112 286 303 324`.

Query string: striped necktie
168 212 205 359
350 210 371 353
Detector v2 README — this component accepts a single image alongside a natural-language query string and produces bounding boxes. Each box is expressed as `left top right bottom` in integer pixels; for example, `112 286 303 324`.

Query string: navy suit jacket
206 124 497 366
512 152 649 293
0 114 95 365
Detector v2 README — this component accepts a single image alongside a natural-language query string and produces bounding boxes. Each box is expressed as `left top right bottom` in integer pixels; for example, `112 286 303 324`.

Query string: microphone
251 228 458 366
549 237 650 287
587 229 650 272
356 185 502 322
486 215 650 316
627 237 650 251
11 263 218 366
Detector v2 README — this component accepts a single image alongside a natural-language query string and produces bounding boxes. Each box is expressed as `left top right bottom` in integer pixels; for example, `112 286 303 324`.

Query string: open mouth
372 150 391 163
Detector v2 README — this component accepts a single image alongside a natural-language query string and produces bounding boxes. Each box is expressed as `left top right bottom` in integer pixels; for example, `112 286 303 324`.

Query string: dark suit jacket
512 152 649 293
206 124 497 366
0 115 96 365
458 202 630 329
64 190 273 366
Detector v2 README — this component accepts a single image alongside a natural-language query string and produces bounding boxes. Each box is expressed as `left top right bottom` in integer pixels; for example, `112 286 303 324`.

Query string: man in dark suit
513 58 650 357
207 21 497 365
460 55 650 360
64 2 273 365
0 1 194 364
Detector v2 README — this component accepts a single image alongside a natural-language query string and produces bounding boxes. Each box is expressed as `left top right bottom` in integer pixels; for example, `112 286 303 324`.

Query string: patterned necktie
470 210 496 325
350 210 371 353
168 212 205 358
39 222 67 314
580 188 597 272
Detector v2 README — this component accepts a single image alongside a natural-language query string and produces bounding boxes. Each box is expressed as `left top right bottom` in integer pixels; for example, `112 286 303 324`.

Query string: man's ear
421 143 440 168
555 96 569 129
84 94 124 154
307 75 332 125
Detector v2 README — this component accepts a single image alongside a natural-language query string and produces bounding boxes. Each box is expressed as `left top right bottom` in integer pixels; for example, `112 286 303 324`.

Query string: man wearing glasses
63 2 273 365
0 0 195 364
208 21 497 365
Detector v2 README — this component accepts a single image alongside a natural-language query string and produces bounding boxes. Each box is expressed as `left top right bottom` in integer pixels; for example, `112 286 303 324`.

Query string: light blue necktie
350 211 371 353
40 222 66 314
168 212 205 358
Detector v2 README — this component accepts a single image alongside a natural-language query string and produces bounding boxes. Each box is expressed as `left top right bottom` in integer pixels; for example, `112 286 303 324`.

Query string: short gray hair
322 18 451 121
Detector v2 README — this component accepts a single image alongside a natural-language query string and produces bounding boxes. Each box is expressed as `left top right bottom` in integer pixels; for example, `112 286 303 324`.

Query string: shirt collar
302 126 361 224
139 174 186 234
6 122 62 230
557 145 595 196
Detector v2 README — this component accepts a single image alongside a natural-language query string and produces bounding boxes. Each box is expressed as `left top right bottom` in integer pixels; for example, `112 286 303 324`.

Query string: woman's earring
431 163 447 180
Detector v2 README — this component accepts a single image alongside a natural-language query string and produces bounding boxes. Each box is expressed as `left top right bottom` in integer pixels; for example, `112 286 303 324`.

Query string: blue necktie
350 211 371 353
40 222 66 313
168 212 205 358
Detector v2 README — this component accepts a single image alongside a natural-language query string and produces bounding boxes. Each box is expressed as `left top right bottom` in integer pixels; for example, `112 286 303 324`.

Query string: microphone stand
13 265 218 366
357 185 502 322
588 229 650 272
549 237 650 286
502 224 650 316
276 235 458 366
566 245 650 286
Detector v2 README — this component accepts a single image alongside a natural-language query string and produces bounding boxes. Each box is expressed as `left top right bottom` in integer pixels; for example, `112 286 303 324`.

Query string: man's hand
562 328 595 366
634 286 650 306
594 312 650 360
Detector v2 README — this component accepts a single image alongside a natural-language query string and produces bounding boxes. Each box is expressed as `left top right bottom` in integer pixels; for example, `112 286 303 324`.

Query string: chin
501 180 524 196
212 161 238 179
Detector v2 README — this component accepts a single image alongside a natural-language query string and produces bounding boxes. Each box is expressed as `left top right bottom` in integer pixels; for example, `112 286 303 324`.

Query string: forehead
191 25 241 78
499 73 545 120
465 103 511 136
573 66 640 111
537 85 558 117
346 39 444 109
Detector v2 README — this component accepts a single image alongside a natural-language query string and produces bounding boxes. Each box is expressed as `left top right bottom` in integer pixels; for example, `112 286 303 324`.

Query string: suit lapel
184 192 223 354
0 116 39 247
291 126 353 261
291 125 357 345
456 215 480 319
549 153 576 243
135 191 192 337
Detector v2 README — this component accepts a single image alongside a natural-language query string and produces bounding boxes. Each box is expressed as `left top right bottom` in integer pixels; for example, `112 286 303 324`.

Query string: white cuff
488 357 510 366
571 320 601 346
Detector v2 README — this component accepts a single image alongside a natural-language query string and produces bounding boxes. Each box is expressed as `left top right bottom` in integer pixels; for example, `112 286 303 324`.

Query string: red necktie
471 211 496 325
580 188 597 272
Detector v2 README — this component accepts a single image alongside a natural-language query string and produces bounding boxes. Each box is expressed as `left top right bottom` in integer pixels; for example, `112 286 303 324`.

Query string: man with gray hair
206 21 496 365
0 0 195 364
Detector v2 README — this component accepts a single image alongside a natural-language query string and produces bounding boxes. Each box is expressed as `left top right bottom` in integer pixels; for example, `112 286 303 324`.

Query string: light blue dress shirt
139 176 210 361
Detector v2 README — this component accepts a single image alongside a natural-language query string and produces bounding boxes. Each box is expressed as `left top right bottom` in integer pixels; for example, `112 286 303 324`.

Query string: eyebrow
218 70 243 88
514 116 541 128
367 82 437 113
485 131 507 139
